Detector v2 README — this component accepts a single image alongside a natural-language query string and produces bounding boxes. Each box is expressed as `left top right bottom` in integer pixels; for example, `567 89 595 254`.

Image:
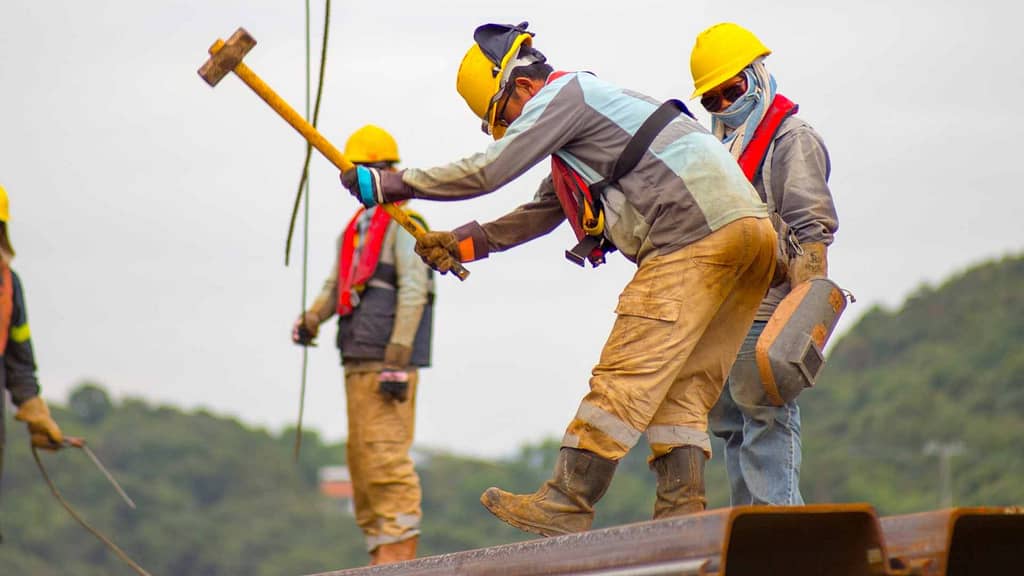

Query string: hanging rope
33 445 152 576
290 0 333 461
284 0 332 267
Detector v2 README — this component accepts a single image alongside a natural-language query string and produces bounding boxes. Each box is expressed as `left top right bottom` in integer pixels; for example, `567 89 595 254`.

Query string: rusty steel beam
881 507 1024 576
307 504 888 576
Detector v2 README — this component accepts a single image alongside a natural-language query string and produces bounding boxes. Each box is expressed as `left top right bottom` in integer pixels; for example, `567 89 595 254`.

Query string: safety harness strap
589 99 694 198
562 99 694 267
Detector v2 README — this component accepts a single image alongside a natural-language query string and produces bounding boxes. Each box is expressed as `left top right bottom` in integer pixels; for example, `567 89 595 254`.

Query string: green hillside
1 253 1021 574
798 254 1024 510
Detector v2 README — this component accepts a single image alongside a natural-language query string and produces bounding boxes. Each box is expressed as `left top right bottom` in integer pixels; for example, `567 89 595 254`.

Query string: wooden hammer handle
211 39 470 281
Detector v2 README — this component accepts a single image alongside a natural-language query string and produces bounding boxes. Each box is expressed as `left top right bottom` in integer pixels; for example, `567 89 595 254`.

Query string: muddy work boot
480 447 618 536
652 445 707 519
372 535 418 565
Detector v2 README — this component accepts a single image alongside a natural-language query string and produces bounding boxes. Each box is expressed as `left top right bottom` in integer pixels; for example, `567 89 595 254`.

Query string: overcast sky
1 1 1020 459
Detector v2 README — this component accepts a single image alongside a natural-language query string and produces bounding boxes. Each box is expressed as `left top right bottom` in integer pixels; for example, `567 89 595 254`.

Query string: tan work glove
379 343 412 402
414 231 460 275
15 396 64 449
788 242 828 287
292 311 321 346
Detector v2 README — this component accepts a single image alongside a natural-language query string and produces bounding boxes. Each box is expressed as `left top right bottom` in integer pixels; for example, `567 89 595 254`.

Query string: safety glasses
481 82 515 135
700 75 748 113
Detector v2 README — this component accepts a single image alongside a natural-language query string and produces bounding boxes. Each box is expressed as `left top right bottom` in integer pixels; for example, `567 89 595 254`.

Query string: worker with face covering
340 22 777 536
691 23 839 506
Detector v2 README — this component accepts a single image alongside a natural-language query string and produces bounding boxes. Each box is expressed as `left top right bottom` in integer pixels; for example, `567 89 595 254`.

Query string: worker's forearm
390 303 426 348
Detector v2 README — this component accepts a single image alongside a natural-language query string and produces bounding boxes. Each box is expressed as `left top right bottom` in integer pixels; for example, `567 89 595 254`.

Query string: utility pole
924 441 964 508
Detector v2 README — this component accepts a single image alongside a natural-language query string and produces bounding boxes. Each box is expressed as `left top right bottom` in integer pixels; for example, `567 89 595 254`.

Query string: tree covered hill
1 253 1021 575
798 253 1024 511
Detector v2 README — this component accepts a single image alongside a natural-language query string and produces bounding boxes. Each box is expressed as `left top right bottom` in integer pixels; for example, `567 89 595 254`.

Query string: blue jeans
709 320 804 505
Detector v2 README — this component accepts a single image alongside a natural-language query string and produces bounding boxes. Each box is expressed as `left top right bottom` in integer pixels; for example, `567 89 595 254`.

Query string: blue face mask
712 69 759 129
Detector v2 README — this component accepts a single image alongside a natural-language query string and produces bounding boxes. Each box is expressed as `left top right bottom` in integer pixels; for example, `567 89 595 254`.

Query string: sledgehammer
198 27 470 280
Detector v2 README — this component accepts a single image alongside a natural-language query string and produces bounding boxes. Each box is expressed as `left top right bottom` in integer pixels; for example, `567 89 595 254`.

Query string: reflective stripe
365 530 421 552
395 513 421 529
646 425 712 453
561 433 581 448
10 323 30 343
576 403 642 448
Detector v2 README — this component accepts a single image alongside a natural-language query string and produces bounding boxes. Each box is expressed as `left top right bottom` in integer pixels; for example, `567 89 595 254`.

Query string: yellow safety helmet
456 22 540 140
0 184 8 223
690 22 771 98
343 124 400 164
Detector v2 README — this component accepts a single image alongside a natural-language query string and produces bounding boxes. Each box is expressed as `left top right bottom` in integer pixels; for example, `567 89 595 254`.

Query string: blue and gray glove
340 166 415 208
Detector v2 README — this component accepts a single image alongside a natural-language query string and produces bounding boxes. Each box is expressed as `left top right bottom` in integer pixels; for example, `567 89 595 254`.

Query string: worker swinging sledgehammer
196 27 469 281
292 126 434 565
338 22 777 536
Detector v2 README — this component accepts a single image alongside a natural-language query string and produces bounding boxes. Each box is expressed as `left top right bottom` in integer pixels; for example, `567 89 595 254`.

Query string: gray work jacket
754 114 839 321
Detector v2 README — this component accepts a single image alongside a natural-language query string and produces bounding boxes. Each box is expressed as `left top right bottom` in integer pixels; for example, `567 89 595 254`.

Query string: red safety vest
737 94 798 182
336 206 395 316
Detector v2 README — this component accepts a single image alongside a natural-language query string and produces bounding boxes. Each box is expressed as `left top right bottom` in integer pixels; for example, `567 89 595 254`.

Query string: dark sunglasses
701 75 748 113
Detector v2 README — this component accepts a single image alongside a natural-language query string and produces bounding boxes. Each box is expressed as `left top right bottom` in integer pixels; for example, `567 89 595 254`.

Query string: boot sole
479 489 572 538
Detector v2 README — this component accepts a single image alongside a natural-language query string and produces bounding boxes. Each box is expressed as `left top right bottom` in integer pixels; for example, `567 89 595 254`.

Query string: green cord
293 0 332 461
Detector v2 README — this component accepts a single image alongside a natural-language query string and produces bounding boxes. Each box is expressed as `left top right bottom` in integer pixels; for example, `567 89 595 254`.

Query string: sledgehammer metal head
198 27 256 86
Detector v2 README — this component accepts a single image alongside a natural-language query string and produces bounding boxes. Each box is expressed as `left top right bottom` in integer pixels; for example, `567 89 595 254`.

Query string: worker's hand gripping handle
201 32 469 281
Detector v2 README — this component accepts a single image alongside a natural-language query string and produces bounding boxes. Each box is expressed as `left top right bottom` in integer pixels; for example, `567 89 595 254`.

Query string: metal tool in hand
33 437 151 576
197 27 471 281
63 436 137 509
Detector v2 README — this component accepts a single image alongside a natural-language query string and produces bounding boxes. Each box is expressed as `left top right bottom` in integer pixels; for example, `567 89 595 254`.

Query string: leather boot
652 445 707 519
372 535 418 565
480 447 618 537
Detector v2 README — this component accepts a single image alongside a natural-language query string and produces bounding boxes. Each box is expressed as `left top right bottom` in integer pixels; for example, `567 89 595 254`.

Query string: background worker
292 126 433 564
691 23 839 506
0 184 65 536
340 22 776 536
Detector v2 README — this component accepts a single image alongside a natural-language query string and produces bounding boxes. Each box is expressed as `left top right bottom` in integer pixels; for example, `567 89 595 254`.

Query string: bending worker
0 184 65 534
292 126 433 564
692 23 839 506
340 22 775 536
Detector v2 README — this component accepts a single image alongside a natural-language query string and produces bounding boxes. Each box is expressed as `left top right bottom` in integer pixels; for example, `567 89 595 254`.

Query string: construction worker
292 126 433 564
691 23 839 506
340 22 776 536
0 184 65 530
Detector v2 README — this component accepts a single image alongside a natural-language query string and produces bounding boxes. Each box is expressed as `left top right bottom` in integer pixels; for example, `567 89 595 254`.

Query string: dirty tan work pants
563 217 776 462
344 365 421 552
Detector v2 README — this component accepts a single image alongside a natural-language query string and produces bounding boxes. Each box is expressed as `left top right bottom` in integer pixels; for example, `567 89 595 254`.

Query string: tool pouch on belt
755 278 854 406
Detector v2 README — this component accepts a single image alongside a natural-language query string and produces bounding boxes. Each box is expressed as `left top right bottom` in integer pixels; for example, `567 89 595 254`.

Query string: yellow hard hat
457 22 537 140
690 22 771 98
344 124 400 164
0 184 8 223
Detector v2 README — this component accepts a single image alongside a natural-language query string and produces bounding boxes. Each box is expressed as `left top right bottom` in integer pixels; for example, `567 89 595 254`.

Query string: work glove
15 396 64 450
378 343 412 402
340 167 415 208
292 311 321 346
414 231 461 275
787 242 828 287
